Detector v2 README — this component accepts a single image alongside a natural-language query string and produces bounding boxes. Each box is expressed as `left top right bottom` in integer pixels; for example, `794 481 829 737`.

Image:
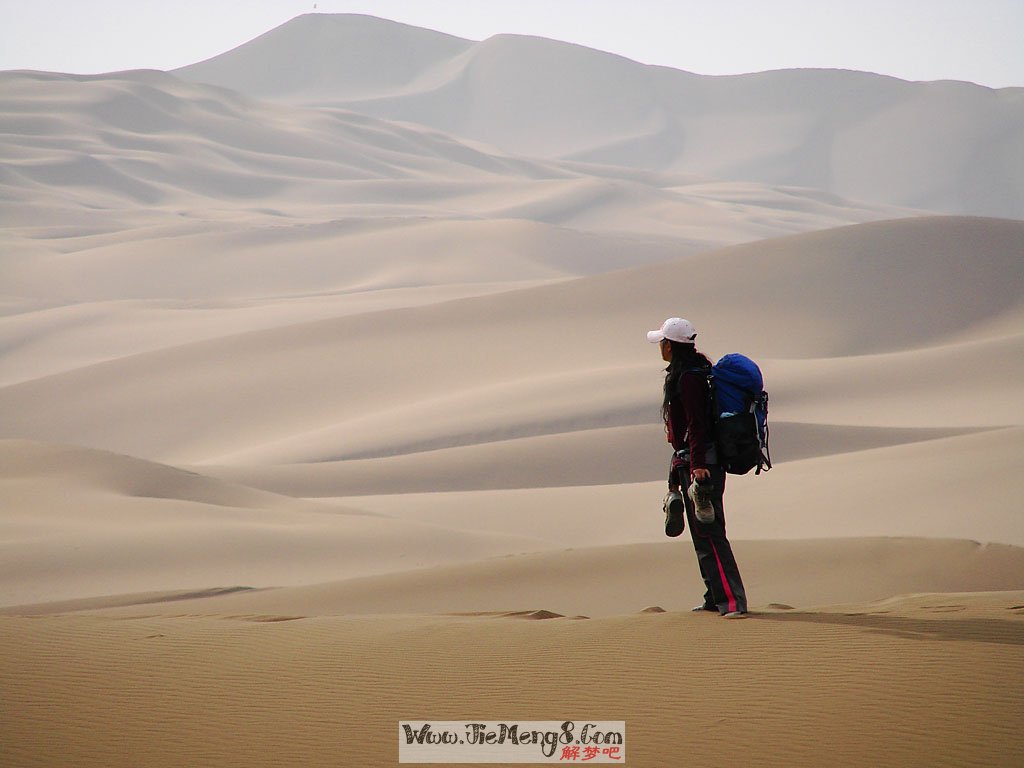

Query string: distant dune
2 66 915 389
175 14 1024 219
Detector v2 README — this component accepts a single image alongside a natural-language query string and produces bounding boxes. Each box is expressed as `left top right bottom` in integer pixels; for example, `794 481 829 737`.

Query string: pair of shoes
688 478 716 524
723 611 748 619
663 491 685 537
691 604 717 613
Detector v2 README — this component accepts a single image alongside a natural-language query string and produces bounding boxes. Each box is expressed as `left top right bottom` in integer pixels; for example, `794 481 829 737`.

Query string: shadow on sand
754 608 1024 647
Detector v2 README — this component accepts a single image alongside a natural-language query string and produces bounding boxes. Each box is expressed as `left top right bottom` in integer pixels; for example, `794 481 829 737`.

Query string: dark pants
671 461 748 615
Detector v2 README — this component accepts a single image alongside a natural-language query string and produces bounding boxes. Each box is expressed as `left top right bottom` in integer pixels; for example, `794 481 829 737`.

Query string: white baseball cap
647 317 697 344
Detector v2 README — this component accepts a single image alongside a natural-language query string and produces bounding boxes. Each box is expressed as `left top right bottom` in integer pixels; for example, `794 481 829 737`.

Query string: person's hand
691 468 711 482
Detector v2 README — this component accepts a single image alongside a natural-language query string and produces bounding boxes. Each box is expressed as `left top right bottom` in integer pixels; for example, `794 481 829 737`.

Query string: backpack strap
755 390 772 474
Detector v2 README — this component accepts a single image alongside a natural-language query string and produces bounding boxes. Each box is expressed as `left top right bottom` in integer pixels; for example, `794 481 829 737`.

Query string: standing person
647 317 748 618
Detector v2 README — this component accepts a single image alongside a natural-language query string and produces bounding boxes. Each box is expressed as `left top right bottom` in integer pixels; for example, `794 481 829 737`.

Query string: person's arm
679 373 711 481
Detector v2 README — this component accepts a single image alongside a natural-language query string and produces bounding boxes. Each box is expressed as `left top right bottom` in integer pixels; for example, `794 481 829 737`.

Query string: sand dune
174 12 475 104
0 281 555 387
175 14 1024 218
3 425 1021 611
2 217 1019 467
3 214 1020 617
1 68 903 236
199 422 982 497
8 537 1020 619
0 440 546 607
336 428 1024 550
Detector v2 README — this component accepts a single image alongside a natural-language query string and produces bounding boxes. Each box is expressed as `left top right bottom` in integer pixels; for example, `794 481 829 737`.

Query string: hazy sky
2 0 1022 88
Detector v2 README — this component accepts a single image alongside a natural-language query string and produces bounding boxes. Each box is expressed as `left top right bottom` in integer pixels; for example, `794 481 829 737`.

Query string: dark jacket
667 369 713 470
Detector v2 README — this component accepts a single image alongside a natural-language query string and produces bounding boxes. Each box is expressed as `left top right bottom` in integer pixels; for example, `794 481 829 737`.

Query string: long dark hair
661 341 713 427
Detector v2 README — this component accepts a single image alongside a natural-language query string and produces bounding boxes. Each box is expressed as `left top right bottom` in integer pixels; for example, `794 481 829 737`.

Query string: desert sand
3 590 1024 767
2 13 1023 768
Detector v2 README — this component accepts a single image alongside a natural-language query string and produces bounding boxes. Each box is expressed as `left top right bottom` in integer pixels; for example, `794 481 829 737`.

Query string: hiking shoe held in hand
663 491 685 537
688 477 716 524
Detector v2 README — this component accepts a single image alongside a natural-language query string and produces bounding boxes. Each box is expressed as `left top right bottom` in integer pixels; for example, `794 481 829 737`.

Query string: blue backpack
708 354 771 475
